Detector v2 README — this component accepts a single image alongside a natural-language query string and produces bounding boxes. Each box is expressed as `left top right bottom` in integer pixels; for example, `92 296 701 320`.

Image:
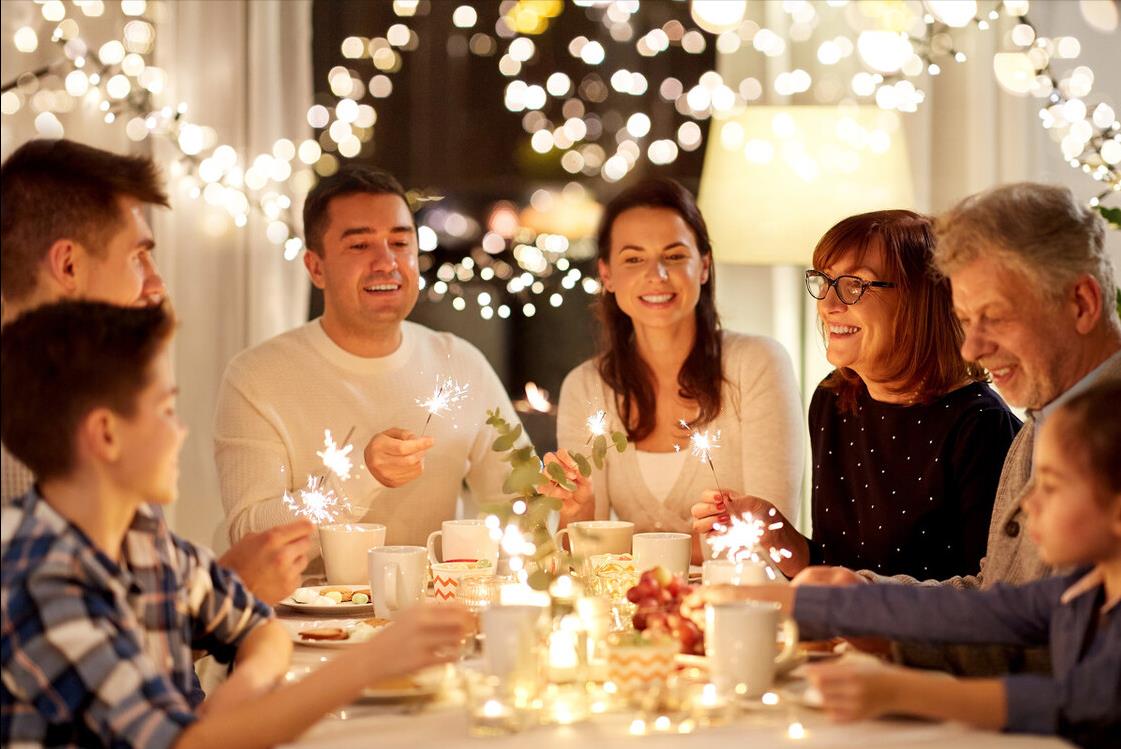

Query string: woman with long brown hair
693 210 1020 580
547 178 805 562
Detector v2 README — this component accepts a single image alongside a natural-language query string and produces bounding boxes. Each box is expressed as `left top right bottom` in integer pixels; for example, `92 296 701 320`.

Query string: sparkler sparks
416 376 470 435
316 427 355 481
677 419 724 495
282 475 352 525
706 510 790 580
585 409 608 443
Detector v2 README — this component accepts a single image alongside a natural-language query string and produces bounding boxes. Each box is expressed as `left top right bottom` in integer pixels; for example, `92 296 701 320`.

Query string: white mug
426 519 499 566
632 532 691 579
319 523 386 584
701 558 770 586
705 601 799 698
554 520 634 558
369 545 427 620
480 605 543 685
431 561 496 603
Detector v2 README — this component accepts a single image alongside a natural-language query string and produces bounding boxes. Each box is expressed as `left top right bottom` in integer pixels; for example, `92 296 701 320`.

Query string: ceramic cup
319 523 386 584
701 558 770 586
553 520 634 558
426 519 499 566
632 532 691 579
704 600 799 698
369 545 427 620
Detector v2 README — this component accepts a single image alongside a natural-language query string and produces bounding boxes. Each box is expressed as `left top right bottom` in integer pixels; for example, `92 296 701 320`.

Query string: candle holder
462 670 530 737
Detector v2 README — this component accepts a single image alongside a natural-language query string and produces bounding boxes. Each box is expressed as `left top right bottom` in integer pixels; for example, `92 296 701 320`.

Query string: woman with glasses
694 210 1020 580
544 178 805 563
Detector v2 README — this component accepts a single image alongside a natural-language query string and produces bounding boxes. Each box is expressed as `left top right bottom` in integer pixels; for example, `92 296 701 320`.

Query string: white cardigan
556 331 805 534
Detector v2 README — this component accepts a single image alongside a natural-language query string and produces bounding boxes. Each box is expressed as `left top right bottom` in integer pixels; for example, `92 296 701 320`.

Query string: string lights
3 0 1117 321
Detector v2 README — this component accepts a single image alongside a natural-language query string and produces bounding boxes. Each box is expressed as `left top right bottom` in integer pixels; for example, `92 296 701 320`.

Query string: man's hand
364 428 434 488
219 521 314 605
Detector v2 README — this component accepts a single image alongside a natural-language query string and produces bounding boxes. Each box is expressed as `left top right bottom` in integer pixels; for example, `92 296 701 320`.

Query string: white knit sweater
557 332 805 534
214 319 524 558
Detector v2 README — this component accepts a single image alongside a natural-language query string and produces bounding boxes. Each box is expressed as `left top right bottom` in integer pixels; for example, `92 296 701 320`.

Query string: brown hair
814 210 985 412
0 139 169 302
1050 381 1121 498
595 177 724 442
1 300 176 482
933 182 1117 326
302 164 410 255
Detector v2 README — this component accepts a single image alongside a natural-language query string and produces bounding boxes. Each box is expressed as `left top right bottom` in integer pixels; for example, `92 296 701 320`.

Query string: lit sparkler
706 508 791 581
416 376 470 436
585 409 608 444
283 475 352 525
677 419 724 496
316 427 355 482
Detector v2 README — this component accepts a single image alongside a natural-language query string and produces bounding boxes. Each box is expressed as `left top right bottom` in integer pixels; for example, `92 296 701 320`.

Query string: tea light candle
548 629 579 679
468 696 519 737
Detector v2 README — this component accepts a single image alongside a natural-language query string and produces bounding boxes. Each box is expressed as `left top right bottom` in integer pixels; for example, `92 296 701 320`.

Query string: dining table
275 605 1073 749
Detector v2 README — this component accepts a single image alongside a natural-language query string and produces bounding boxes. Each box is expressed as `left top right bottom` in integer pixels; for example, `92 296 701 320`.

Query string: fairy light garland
3 0 1117 322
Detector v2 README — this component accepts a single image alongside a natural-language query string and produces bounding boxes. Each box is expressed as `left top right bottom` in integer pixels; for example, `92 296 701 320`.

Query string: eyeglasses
804 269 896 305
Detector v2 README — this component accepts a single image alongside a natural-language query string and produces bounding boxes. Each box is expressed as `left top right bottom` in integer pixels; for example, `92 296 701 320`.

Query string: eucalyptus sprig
480 408 628 589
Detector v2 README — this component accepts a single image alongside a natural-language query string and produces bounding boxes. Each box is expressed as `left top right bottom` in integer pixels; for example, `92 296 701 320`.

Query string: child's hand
805 661 908 722
359 603 472 680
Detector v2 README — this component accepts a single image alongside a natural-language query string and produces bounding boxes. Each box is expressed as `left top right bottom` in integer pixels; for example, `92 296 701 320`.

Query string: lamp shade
697 105 914 266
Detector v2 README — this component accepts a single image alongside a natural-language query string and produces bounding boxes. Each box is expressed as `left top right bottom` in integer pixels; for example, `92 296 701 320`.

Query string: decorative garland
3 0 1117 321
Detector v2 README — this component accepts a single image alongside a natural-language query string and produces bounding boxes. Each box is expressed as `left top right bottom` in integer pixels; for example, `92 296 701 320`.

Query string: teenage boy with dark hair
1 301 471 748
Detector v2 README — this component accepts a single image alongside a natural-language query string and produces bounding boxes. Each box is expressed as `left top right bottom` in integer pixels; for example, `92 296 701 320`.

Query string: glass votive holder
460 573 517 614
462 670 525 737
685 682 734 726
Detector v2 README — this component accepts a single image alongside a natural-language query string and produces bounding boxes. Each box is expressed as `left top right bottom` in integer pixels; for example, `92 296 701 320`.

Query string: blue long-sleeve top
793 566 1120 748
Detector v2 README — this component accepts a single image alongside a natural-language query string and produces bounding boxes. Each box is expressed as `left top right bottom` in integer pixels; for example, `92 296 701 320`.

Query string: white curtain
152 0 312 549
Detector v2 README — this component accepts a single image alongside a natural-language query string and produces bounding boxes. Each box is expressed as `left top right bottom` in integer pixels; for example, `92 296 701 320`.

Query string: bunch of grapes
625 566 705 655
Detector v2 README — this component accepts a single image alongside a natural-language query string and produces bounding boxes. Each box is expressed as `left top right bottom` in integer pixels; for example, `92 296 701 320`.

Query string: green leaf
537 496 563 513
545 461 574 490
572 452 592 477
527 570 552 591
593 435 607 469
502 461 543 495
612 431 628 453
1097 205 1121 229
491 423 524 452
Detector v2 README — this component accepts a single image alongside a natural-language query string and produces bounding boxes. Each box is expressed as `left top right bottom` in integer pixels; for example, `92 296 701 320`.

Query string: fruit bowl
625 566 705 655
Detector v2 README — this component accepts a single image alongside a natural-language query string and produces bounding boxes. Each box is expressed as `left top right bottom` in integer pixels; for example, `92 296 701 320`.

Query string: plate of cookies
286 617 392 648
277 585 375 615
358 664 452 701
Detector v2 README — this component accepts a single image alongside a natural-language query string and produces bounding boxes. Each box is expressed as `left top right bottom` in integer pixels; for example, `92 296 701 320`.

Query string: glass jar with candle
462 669 525 737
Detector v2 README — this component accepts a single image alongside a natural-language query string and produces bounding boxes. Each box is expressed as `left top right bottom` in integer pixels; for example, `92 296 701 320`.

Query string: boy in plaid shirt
1 302 471 748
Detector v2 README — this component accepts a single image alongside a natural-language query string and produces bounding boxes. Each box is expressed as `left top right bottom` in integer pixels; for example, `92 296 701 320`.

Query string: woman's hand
540 449 594 527
690 490 810 577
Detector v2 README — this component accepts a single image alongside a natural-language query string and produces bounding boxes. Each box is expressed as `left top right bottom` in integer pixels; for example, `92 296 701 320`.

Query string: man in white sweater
215 166 524 561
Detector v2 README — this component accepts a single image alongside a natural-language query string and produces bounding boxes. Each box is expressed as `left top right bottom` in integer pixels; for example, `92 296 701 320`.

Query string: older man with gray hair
798 181 1121 674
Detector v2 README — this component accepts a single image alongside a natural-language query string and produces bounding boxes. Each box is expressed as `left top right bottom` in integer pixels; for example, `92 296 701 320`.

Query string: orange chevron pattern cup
431 561 495 603
606 637 678 694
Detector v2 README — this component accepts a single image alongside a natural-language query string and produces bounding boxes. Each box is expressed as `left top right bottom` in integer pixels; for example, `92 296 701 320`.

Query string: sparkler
677 419 725 497
282 475 352 525
316 427 355 482
585 409 608 444
416 376 470 436
706 508 791 581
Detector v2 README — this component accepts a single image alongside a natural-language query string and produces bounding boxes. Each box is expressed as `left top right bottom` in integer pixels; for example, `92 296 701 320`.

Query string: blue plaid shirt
1 489 272 748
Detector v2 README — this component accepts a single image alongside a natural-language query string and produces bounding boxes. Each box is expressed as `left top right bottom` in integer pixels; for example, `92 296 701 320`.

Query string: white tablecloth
278 619 1071 749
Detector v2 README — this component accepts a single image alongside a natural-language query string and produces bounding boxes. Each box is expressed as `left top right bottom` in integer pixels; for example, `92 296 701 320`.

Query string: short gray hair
933 182 1116 315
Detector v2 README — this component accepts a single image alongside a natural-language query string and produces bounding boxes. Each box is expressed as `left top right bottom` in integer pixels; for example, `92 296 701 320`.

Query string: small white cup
632 532 691 579
480 605 544 685
701 558 770 586
369 545 427 620
319 523 386 584
431 561 496 603
553 520 634 558
427 519 499 566
705 601 799 698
